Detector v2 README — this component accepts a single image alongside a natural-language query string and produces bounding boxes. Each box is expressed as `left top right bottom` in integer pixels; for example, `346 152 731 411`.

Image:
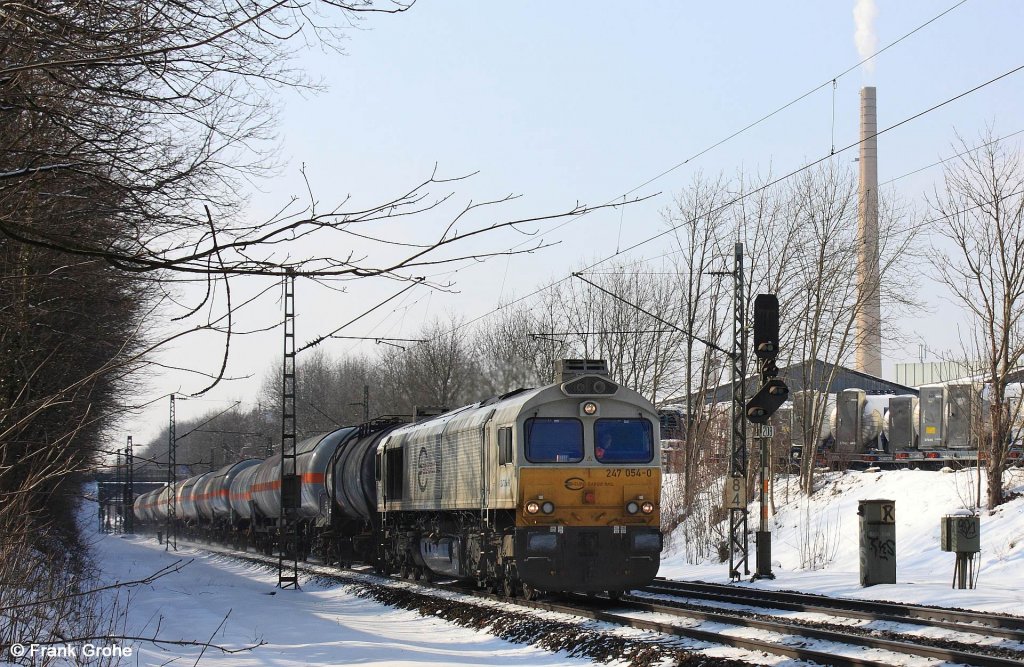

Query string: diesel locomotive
134 359 663 598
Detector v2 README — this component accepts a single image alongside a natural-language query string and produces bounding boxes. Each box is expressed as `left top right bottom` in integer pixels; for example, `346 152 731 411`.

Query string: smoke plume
853 0 878 76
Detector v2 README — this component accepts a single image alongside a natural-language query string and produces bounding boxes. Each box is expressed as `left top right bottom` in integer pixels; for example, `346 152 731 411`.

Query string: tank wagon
776 384 1024 469
196 459 260 542
246 428 359 555
132 359 663 599
133 490 159 524
176 472 210 526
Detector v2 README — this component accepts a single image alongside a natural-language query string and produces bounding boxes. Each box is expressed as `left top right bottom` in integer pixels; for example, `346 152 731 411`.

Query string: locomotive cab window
524 418 583 463
594 418 654 463
497 427 513 465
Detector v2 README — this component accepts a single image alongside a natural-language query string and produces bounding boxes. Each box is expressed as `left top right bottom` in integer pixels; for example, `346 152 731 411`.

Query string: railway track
163 539 1024 666
604 591 1024 667
643 578 1024 638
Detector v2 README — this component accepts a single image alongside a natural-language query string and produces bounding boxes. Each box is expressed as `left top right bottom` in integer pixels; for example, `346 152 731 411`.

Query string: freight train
658 383 1023 471
822 385 1023 467
134 360 663 599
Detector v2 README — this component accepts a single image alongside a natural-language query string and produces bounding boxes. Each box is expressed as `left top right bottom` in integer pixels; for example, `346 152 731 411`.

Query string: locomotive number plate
605 468 654 478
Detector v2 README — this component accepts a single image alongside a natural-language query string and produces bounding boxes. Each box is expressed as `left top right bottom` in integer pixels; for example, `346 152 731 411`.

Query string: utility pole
166 394 178 551
279 271 300 589
124 436 134 534
571 260 749 578
712 243 749 580
114 448 122 534
728 242 749 581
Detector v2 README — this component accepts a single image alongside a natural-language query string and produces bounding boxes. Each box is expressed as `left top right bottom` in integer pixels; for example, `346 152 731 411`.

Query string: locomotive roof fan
554 358 609 382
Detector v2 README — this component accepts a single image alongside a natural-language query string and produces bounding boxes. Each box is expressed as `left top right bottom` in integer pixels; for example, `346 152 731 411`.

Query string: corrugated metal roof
681 359 918 406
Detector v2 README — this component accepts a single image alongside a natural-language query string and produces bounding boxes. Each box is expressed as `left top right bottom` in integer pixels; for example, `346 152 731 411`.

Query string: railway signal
753 293 779 361
748 293 788 423
746 379 789 424
749 293 788 582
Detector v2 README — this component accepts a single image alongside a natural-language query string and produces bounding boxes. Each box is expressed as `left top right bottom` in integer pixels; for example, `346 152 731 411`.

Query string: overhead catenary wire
317 1 975 357
297 280 422 354
328 335 427 343
586 63 1024 272
589 184 1024 288
172 400 241 443
327 1 967 308
419 0 970 283
880 127 1024 187
572 272 734 359
417 61 1024 348
530 329 680 337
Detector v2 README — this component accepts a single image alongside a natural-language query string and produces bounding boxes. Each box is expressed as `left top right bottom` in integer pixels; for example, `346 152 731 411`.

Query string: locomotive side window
384 446 404 500
524 418 583 463
594 419 654 463
497 427 513 465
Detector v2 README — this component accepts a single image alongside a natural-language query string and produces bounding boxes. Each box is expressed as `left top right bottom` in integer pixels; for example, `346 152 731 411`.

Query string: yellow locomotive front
374 359 661 597
507 370 662 595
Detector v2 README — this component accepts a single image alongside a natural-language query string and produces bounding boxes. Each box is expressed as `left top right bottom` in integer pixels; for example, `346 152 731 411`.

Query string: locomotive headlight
541 501 555 514
641 501 655 514
526 501 541 514
580 400 599 417
625 501 640 515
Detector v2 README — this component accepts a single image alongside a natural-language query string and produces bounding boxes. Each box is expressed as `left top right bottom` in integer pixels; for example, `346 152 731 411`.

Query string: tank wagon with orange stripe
246 428 361 554
176 472 210 524
195 459 260 542
150 485 173 522
133 489 159 524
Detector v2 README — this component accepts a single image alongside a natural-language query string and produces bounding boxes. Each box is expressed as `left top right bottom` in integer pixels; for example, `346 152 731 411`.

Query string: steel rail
164 540 1023 666
641 581 1024 640
649 579 1024 636
614 594 1024 667
508 595 891 667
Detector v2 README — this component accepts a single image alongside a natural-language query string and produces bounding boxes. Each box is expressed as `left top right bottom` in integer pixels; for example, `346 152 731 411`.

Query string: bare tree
663 173 732 524
374 314 483 414
475 301 558 393
1 1 649 654
652 163 919 513
929 129 1024 508
559 260 687 403
734 164 919 493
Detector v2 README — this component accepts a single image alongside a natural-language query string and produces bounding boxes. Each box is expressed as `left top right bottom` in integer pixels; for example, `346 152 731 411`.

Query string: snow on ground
83 534 595 666
660 466 1024 615
60 468 1024 666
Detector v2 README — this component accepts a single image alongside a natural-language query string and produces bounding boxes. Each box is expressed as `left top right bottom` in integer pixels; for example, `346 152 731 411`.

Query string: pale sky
123 1 1024 448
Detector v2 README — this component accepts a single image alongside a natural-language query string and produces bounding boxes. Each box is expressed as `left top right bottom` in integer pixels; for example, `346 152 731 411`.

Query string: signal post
747 294 788 580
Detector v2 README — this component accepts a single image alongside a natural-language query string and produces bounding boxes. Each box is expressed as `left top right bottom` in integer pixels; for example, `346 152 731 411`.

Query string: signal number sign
724 476 747 509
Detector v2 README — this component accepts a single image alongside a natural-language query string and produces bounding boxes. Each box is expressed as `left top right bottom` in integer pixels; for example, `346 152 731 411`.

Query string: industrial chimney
856 86 882 377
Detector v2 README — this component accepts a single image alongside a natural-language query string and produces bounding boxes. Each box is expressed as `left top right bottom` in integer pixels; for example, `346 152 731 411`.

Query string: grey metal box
858 499 896 586
940 514 980 553
888 396 917 450
918 387 946 449
945 384 975 450
836 389 865 454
